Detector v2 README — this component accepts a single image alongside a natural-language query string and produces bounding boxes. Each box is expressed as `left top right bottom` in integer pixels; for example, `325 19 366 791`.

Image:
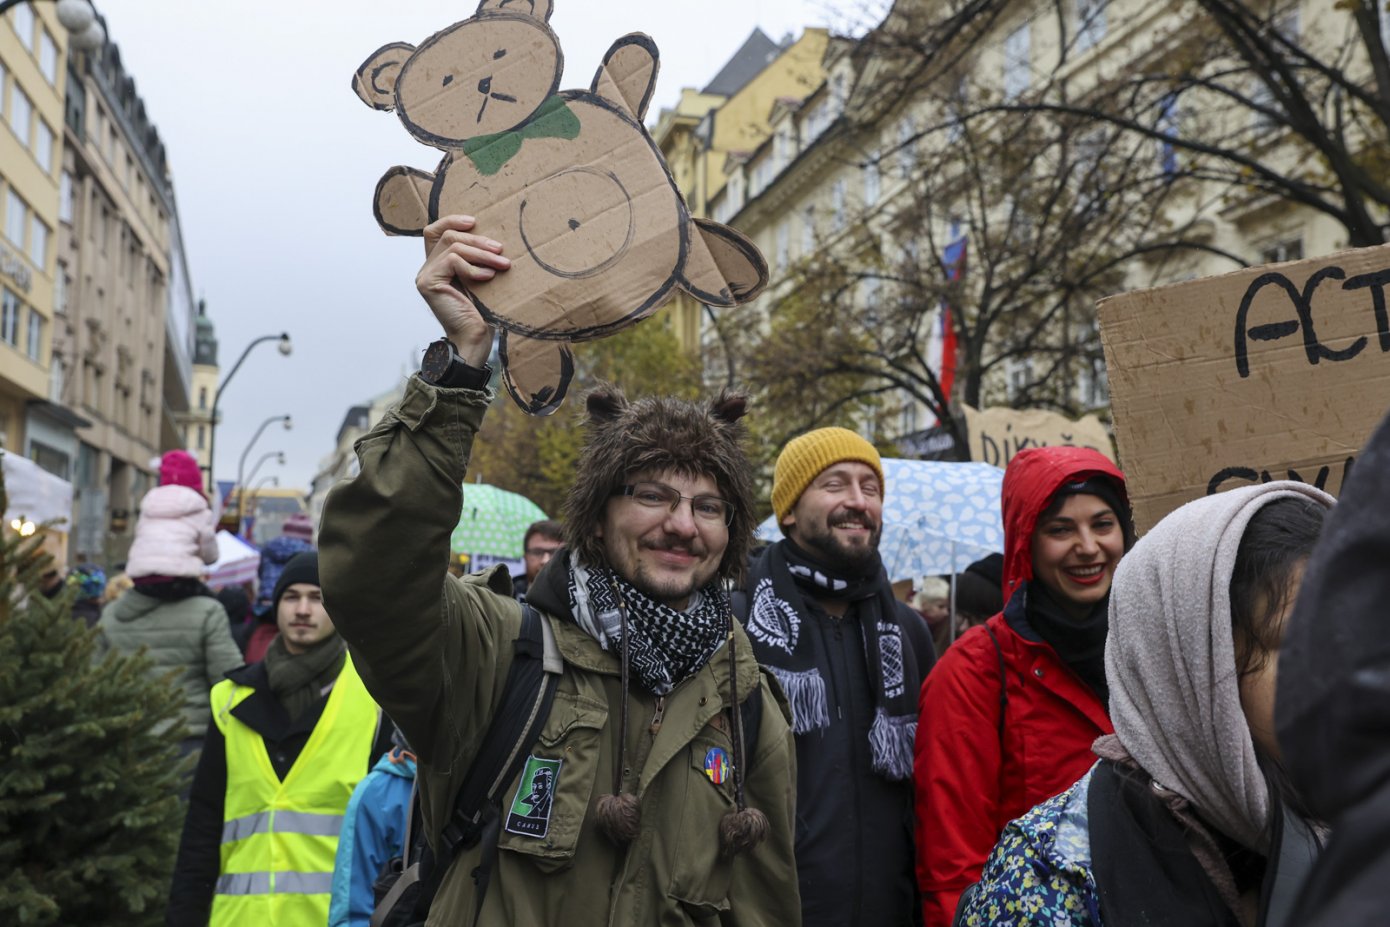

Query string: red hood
1000 446 1128 598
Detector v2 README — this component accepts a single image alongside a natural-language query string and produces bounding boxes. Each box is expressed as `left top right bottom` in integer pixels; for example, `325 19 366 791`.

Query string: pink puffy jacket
126 485 219 578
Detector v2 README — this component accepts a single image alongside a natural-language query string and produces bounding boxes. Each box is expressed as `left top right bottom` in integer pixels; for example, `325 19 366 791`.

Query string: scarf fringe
768 666 830 734
868 708 917 781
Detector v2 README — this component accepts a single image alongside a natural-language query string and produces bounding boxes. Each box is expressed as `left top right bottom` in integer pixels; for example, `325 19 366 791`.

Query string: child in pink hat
125 450 219 581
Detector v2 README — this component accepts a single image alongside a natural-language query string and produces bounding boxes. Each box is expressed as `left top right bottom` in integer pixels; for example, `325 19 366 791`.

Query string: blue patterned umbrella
757 457 1005 580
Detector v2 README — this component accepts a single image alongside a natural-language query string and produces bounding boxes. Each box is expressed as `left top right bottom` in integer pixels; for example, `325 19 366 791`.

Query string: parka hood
1000 447 1128 599
138 484 209 520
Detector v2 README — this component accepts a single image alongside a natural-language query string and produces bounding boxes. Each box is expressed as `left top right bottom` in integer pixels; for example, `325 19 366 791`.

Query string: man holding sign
319 216 799 926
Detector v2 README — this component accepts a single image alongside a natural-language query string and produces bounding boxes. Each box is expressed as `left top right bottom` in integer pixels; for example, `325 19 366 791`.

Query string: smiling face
596 468 728 610
395 15 560 144
1029 493 1125 617
781 461 884 571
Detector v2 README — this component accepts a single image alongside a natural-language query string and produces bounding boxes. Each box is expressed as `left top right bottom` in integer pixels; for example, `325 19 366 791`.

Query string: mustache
830 512 877 529
642 538 707 556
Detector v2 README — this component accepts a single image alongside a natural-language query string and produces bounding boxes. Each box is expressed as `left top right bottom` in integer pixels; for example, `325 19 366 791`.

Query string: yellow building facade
0 4 66 458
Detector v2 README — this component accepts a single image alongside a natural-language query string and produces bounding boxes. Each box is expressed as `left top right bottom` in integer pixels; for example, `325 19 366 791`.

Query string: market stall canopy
2 452 73 529
206 530 260 590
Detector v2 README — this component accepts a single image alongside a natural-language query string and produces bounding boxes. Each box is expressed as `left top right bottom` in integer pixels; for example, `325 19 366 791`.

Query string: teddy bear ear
584 383 629 424
710 391 749 425
352 42 416 112
476 0 554 22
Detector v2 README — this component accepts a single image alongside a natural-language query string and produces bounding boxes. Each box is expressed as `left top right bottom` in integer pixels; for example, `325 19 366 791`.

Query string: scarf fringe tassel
769 667 830 734
869 708 917 781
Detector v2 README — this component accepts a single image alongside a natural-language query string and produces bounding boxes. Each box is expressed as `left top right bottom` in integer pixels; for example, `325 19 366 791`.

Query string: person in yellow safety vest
167 551 392 926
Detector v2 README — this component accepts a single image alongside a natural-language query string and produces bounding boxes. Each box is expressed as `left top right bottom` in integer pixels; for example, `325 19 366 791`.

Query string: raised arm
318 217 516 766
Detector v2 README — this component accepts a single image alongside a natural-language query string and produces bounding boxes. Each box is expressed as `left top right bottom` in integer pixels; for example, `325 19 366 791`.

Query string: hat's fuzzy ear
586 384 628 424
710 391 748 425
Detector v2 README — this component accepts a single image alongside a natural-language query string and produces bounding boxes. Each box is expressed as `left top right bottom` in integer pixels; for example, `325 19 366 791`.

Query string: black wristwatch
420 338 492 390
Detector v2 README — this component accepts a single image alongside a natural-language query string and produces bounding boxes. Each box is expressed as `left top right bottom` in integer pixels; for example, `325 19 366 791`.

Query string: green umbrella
450 482 548 559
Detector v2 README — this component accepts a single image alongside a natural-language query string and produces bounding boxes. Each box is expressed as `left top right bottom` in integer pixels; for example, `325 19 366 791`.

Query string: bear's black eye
442 74 454 87
494 49 507 59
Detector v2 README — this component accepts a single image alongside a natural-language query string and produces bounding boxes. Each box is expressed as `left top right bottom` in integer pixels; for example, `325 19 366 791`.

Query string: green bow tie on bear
460 96 582 176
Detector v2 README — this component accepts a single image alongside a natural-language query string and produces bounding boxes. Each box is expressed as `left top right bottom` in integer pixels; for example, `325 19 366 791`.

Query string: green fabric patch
461 96 581 176
505 755 562 838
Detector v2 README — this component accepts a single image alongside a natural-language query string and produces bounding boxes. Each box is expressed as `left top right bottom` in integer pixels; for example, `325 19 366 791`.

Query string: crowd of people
33 214 1387 926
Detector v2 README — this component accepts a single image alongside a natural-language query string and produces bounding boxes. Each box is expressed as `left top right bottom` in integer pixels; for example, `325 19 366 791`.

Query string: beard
796 510 882 572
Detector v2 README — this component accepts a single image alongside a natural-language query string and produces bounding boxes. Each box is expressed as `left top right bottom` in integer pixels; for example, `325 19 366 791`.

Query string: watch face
421 340 452 383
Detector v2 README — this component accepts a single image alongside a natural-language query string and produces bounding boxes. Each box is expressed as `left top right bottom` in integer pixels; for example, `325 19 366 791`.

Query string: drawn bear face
394 15 559 144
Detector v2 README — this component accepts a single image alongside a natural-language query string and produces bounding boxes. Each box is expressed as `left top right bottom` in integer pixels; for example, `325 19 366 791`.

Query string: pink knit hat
282 512 315 543
159 450 203 490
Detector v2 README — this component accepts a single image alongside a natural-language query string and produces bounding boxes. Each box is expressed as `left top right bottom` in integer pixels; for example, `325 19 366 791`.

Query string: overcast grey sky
100 0 868 496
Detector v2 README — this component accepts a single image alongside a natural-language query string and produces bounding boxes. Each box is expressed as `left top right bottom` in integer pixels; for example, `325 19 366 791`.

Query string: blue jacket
329 748 417 927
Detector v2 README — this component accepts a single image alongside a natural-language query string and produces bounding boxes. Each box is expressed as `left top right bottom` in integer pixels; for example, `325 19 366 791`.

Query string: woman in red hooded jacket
913 446 1132 926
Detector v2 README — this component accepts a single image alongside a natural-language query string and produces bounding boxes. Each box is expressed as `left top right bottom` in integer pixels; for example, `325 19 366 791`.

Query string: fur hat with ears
562 384 756 584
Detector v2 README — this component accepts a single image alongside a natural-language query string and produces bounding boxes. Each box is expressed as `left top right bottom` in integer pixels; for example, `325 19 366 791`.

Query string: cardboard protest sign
1099 244 1390 534
354 0 769 415
962 405 1114 467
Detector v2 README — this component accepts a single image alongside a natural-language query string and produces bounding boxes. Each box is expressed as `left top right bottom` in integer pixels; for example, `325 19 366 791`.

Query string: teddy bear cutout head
354 0 768 415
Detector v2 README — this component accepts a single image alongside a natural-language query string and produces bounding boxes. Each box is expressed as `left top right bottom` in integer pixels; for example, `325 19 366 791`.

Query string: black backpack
370 604 561 927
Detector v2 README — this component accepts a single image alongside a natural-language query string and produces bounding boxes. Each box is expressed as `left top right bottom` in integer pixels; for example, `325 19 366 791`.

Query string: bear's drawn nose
478 76 492 95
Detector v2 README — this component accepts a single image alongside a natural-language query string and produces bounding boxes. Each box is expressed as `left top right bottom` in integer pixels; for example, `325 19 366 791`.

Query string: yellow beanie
772 427 885 523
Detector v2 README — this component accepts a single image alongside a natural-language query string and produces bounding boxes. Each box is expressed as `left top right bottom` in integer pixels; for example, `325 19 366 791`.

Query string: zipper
649 695 666 735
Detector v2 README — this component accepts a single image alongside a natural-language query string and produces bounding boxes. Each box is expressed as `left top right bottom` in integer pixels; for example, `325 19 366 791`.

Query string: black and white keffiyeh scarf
568 560 728 696
744 539 919 781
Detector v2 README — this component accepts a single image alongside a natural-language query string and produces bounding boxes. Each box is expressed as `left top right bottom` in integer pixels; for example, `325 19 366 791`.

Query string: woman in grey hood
957 481 1330 927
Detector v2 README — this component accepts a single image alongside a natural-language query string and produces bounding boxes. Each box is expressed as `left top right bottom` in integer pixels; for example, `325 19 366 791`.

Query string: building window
29 215 47 266
864 149 881 206
38 29 57 84
1004 23 1032 99
26 307 42 360
198 386 207 410
12 3 33 51
10 83 32 145
29 441 69 480
831 179 847 232
4 189 26 247
1076 0 1107 51
1 288 19 346
54 263 66 312
1158 94 1181 175
896 117 916 178
802 204 816 253
1260 238 1303 265
197 424 206 450
59 170 73 223
35 118 52 171
776 222 790 269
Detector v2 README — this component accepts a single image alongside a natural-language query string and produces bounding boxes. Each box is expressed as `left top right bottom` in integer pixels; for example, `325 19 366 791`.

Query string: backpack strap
370 603 560 927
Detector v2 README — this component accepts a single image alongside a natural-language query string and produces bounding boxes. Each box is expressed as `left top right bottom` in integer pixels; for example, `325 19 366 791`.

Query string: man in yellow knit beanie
739 426 935 927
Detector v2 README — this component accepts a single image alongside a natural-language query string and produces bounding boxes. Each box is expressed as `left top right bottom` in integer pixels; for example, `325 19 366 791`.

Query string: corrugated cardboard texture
963 405 1114 468
355 1 769 415
1099 243 1390 534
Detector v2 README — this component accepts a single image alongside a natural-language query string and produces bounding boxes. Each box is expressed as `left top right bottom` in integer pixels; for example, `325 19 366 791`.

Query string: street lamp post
234 416 291 525
206 332 292 493
0 1 105 48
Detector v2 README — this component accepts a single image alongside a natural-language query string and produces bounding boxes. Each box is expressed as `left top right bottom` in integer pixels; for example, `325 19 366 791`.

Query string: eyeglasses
614 482 734 526
525 546 560 559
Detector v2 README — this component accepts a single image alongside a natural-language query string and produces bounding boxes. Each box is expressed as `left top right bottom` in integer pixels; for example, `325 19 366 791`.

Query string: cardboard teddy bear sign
354 0 769 415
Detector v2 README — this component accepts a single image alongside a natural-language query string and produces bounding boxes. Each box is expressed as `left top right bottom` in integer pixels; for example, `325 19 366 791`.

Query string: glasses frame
613 481 735 526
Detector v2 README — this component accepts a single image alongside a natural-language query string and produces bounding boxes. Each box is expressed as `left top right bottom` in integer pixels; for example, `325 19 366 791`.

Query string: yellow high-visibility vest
208 652 379 927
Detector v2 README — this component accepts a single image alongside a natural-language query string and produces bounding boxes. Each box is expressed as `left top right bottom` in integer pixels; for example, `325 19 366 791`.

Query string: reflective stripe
216 871 271 895
220 811 342 844
274 871 334 894
215 871 334 896
221 812 270 843
274 811 344 837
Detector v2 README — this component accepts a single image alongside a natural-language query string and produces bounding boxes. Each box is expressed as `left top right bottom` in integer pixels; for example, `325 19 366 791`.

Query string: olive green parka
319 377 800 927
